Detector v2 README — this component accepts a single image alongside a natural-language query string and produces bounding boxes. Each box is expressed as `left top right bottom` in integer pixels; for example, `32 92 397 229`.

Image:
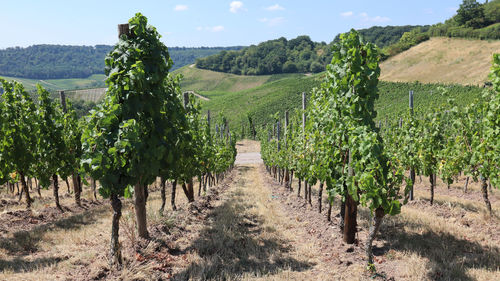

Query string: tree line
0 44 243 79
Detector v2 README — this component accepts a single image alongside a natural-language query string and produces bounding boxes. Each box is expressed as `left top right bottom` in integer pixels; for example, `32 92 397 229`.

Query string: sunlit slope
174 65 304 92
380 37 500 85
0 74 106 91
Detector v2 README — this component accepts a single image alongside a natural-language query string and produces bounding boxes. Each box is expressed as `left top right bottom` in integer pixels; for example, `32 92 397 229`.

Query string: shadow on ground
174 166 313 280
0 205 107 256
0 256 68 273
381 215 500 280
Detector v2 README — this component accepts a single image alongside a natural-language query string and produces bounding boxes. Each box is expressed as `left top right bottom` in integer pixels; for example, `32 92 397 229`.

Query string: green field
0 74 106 92
175 66 487 131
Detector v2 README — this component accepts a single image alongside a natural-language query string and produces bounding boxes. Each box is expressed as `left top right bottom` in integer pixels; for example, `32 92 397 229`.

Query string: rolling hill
174 52 487 132
380 37 500 85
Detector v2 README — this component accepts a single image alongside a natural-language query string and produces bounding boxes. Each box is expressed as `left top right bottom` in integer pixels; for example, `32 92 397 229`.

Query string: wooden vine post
409 90 415 201
183 92 195 201
301 92 308 200
344 149 357 243
284 110 290 189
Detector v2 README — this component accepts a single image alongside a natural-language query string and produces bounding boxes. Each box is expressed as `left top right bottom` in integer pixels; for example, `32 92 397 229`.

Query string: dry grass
380 37 500 86
174 66 271 93
172 163 318 280
0 177 193 280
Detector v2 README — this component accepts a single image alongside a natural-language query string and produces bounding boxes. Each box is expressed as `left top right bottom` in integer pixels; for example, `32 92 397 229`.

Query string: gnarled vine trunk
19 171 32 209
430 174 435 205
72 173 81 206
298 179 302 197
340 196 346 232
134 182 149 239
171 180 177 210
481 177 492 216
92 178 97 200
366 207 385 265
159 177 166 215
110 193 122 267
318 182 323 213
409 168 415 200
53 174 63 212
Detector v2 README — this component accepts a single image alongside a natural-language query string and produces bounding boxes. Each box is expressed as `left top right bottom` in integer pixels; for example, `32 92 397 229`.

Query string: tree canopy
195 36 332 75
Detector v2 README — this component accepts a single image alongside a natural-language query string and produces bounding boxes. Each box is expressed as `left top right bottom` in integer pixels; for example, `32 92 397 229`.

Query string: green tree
456 0 486 28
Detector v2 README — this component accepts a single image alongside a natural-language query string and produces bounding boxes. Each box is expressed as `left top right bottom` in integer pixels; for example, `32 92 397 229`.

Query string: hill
380 37 500 85
333 25 430 48
175 66 486 132
0 45 243 80
195 36 331 75
1 74 106 92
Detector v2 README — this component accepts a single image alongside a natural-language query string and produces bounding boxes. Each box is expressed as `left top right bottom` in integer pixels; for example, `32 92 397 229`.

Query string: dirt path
184 90 210 101
234 152 263 165
170 140 334 280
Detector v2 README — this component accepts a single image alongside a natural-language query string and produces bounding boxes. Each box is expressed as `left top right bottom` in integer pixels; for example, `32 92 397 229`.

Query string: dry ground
380 37 500 86
0 140 499 280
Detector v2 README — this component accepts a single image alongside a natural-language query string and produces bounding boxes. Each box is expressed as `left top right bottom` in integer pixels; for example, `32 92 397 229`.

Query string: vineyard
0 12 499 281
259 31 500 279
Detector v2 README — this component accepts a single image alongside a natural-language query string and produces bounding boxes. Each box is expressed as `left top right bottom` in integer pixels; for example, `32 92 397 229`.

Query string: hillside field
175 66 486 131
1 74 106 92
380 37 500 85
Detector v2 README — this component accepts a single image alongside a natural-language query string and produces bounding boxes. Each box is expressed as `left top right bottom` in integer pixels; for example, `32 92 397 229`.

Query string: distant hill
380 37 500 85
333 25 430 48
174 66 486 131
0 45 243 79
195 35 332 75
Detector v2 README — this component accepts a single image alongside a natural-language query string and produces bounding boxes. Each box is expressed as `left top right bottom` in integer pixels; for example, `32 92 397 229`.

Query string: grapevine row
260 30 499 267
0 13 237 266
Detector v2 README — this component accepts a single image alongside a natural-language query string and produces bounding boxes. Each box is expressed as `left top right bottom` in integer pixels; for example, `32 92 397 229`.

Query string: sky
0 0 466 49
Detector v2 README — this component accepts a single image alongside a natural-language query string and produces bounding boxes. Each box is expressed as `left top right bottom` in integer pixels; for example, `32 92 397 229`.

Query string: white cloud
230 1 245 13
174 4 188 11
424 8 434 15
258 17 285 27
211 25 224 32
196 26 225 32
359 12 390 23
340 11 353 17
265 4 284 11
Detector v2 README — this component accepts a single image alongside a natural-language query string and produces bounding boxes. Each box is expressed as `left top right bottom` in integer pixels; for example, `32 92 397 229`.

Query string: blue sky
0 0 465 48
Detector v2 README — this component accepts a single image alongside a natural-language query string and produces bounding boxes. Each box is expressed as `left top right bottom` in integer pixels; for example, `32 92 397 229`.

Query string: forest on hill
0 45 243 79
196 35 332 75
332 25 430 48
428 0 500 39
